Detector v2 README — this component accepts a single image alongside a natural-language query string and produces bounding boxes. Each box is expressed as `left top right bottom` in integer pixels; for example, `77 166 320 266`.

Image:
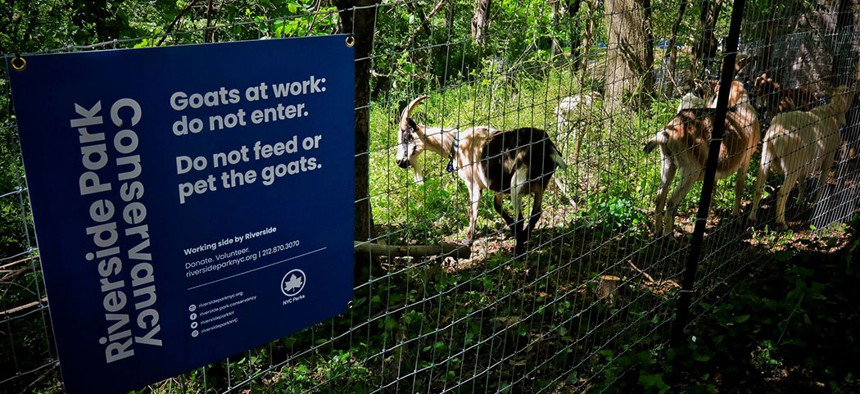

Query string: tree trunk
692 0 722 79
353 241 471 259
832 0 856 86
603 0 654 112
551 0 563 61
336 0 377 244
666 0 687 93
577 0 597 82
204 0 216 43
472 0 491 45
553 0 583 66
85 0 116 43
642 0 654 94
758 20 775 76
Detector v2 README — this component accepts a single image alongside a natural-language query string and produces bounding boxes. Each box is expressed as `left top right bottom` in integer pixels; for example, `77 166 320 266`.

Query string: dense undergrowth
595 217 860 393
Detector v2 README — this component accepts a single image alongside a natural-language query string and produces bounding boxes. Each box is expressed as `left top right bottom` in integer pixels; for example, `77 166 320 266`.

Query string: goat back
481 127 559 194
662 108 758 176
768 88 851 171
765 110 841 177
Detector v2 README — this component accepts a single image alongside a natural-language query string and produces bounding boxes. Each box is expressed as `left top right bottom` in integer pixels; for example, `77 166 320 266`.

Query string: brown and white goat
747 86 853 226
395 96 567 254
712 80 762 139
753 73 819 117
644 81 760 236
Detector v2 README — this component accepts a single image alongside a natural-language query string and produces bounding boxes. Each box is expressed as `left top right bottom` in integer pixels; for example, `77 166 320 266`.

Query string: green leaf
638 373 670 393
774 249 794 262
693 352 712 362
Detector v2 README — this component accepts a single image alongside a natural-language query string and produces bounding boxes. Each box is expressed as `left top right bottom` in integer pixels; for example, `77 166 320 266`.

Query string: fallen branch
21 362 59 394
0 254 39 270
628 260 655 283
354 241 470 259
1 296 48 317
1 266 31 282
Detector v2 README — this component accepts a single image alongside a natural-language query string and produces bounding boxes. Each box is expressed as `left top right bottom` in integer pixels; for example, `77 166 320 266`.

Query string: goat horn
400 95 430 130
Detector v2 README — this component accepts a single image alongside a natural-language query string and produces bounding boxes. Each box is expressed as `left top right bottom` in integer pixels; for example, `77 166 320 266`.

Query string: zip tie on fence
11 55 26 72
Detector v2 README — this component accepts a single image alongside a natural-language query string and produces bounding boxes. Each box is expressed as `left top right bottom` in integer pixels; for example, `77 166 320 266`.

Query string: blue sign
8 36 355 394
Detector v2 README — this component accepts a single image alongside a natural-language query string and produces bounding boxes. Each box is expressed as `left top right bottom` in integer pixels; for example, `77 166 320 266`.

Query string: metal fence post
670 0 748 347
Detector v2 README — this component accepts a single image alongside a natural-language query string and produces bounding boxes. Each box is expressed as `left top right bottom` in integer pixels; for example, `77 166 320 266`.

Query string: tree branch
157 0 202 46
354 241 471 259
0 296 47 317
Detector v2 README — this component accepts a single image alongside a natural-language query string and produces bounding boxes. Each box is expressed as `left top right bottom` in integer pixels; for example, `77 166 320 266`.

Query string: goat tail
550 147 568 170
643 130 668 154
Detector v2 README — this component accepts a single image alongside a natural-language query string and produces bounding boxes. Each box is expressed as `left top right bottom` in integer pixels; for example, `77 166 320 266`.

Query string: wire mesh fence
1 0 859 392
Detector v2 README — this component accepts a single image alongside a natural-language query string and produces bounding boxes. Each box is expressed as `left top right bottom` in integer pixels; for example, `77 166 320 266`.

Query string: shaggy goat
395 96 567 254
747 86 853 226
644 82 760 236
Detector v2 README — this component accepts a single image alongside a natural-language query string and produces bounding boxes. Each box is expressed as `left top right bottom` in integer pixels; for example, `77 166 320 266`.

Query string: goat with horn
395 96 568 254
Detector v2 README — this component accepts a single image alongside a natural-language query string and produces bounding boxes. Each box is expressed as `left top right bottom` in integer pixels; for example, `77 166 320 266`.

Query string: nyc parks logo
281 269 306 297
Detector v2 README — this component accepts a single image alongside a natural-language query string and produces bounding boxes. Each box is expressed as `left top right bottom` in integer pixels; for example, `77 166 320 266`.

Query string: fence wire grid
1 0 859 392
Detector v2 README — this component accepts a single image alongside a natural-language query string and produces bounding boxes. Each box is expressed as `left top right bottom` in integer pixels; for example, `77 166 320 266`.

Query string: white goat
555 92 602 162
748 86 853 226
395 96 567 254
644 81 760 236
678 91 706 112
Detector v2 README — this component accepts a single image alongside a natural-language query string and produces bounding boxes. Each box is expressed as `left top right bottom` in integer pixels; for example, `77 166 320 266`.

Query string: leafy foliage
592 224 860 392
1 0 858 393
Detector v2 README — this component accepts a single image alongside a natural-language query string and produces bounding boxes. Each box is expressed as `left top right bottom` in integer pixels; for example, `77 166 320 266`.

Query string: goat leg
493 193 516 227
812 146 838 207
519 190 545 253
465 184 483 245
732 167 748 217
748 155 771 222
775 170 803 227
663 169 699 236
795 174 807 207
653 155 676 236
510 171 528 254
